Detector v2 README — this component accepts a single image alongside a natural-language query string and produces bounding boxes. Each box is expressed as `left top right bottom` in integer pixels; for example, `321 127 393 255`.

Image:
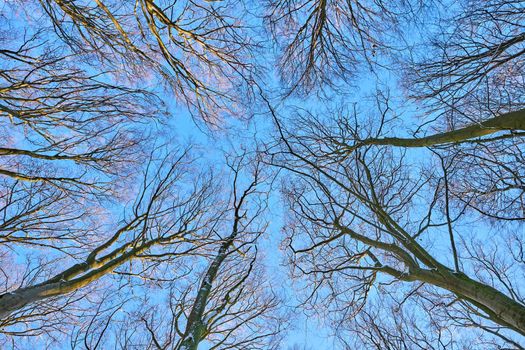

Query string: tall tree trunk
361 108 525 147
412 268 525 335
177 175 255 349
0 238 158 319
178 234 236 350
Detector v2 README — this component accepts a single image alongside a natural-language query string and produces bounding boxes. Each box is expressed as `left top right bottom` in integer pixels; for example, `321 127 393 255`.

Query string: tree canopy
1 0 524 348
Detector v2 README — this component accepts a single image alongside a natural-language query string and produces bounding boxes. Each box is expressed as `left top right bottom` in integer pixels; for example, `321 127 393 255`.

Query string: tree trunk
0 282 66 319
361 108 525 147
415 268 525 335
0 239 156 319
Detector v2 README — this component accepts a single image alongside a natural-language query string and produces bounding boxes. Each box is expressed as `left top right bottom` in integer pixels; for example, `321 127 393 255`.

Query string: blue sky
2 1 525 348
161 96 337 349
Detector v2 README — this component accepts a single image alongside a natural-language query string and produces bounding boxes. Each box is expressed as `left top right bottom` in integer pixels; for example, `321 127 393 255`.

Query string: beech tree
64 155 283 350
266 106 525 347
1 0 524 348
264 0 419 93
1 0 280 348
0 150 210 335
122 157 283 350
263 0 525 347
0 149 282 348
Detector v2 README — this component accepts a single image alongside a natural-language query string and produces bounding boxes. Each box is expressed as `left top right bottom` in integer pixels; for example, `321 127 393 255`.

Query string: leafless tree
265 0 429 94
0 151 285 348
262 0 525 345
369 0 525 156
0 32 157 189
36 0 260 124
0 149 212 334
406 0 525 107
117 156 284 350
265 100 525 347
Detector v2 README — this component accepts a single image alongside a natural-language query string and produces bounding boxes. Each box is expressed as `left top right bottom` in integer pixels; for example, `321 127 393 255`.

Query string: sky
2 1 525 348
161 91 339 349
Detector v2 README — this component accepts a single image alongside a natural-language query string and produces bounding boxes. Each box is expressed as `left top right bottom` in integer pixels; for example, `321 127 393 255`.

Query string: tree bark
412 268 525 336
0 237 158 319
361 108 525 147
178 229 236 350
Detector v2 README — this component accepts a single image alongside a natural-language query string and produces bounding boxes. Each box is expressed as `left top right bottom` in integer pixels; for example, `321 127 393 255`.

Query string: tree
264 0 418 93
0 25 157 193
39 0 260 124
2 0 525 348
0 150 209 335
262 1 525 345
124 156 284 350
265 97 525 346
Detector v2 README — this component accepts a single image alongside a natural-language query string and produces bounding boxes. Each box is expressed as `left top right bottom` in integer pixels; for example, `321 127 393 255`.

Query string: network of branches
0 0 524 349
